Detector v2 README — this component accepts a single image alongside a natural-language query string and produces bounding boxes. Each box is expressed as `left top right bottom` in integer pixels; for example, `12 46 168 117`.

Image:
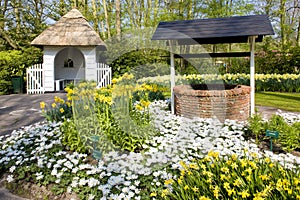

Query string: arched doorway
54 47 85 87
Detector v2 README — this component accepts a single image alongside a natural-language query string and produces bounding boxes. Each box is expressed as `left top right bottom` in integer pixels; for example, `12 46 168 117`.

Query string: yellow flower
164 179 174 185
227 188 235 196
111 78 118 84
161 189 169 198
189 163 199 170
208 151 219 159
239 190 250 198
141 100 150 108
220 174 226 181
150 192 157 197
135 104 143 111
59 108 64 113
269 163 274 168
240 159 247 167
200 164 206 170
259 174 269 181
84 105 89 110
199 196 211 200
221 167 230 174
245 167 252 174
40 102 46 109
213 185 220 198
177 177 183 184
246 175 252 182
192 186 199 192
233 178 242 187
231 162 238 169
52 103 57 108
223 182 230 189
184 185 189 190
66 101 71 107
179 161 188 170
294 177 300 186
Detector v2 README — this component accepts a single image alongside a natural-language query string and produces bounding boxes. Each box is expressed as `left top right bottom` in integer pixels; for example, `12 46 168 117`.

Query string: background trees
0 0 299 94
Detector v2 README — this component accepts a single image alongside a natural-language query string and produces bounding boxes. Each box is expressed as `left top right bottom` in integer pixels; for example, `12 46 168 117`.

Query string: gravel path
0 93 66 137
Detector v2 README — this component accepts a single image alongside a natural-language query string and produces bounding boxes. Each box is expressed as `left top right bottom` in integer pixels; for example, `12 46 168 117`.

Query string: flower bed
174 84 250 121
138 73 300 92
1 99 300 199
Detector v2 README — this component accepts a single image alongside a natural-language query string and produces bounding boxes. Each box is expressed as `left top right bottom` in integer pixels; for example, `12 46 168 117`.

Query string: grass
255 92 300 112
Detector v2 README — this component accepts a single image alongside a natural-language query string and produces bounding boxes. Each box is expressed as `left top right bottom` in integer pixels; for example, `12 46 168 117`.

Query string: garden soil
0 93 299 200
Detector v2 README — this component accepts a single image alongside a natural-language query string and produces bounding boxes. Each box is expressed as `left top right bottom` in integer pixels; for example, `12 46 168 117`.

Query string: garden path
0 93 66 137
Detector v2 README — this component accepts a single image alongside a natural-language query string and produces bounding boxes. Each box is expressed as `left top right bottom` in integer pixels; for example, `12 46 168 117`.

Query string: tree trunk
297 16 300 46
103 0 111 39
91 0 99 33
115 0 121 39
12 0 21 34
280 0 287 49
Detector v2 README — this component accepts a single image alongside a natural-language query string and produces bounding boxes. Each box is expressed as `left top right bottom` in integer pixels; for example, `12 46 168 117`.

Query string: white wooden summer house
29 9 110 94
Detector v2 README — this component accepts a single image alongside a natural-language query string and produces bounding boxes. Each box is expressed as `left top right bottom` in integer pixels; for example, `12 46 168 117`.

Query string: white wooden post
169 40 175 114
249 36 256 116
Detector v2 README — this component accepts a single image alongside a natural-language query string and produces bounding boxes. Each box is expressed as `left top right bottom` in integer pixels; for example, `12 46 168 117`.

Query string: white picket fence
96 63 111 88
27 64 44 94
26 63 111 94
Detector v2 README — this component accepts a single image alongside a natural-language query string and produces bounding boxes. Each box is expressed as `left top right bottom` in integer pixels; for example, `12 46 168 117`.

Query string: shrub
248 114 300 152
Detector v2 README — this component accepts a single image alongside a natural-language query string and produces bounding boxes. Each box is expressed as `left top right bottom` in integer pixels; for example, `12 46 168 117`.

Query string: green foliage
0 47 42 95
255 46 300 74
248 114 300 152
108 49 168 79
60 119 88 153
248 113 267 144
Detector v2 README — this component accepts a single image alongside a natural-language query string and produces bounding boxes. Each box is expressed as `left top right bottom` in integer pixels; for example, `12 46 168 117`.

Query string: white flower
6 174 14 183
36 172 44 180
88 194 95 200
9 166 16 173
88 178 100 188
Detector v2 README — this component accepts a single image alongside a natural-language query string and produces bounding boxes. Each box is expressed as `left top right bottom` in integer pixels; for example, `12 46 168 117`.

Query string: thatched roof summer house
30 9 109 93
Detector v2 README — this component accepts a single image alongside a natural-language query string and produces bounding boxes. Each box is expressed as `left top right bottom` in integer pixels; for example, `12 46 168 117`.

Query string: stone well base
174 84 251 121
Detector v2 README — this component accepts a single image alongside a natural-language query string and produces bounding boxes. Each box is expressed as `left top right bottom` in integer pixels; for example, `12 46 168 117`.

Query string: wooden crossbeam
174 52 250 58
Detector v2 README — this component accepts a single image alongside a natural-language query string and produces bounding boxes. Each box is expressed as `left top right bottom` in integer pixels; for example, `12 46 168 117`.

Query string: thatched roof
31 9 106 47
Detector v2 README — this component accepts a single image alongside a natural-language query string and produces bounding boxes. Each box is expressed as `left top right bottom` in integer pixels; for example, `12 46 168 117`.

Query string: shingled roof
31 9 106 47
152 15 274 45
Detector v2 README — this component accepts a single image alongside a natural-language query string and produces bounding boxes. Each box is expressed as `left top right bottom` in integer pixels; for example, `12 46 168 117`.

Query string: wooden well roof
31 9 106 47
152 15 274 45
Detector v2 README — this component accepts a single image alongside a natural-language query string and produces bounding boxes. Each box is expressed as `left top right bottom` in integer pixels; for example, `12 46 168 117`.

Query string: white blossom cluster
0 100 299 200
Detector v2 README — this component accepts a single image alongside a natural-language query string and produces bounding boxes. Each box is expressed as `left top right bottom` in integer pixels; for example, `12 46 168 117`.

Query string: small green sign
266 130 279 151
90 135 100 142
266 130 279 138
93 150 102 160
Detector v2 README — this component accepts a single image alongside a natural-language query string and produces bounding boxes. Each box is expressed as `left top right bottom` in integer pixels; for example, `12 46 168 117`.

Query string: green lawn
255 92 300 112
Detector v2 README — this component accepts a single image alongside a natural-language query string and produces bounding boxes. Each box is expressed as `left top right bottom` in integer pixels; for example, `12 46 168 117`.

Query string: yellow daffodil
40 101 46 109
164 179 174 185
192 186 199 192
199 196 211 200
239 190 250 198
188 163 198 170
227 188 235 196
150 192 157 197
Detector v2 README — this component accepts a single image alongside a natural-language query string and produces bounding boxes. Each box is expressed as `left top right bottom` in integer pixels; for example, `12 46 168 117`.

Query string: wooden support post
249 36 256 116
169 40 175 114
